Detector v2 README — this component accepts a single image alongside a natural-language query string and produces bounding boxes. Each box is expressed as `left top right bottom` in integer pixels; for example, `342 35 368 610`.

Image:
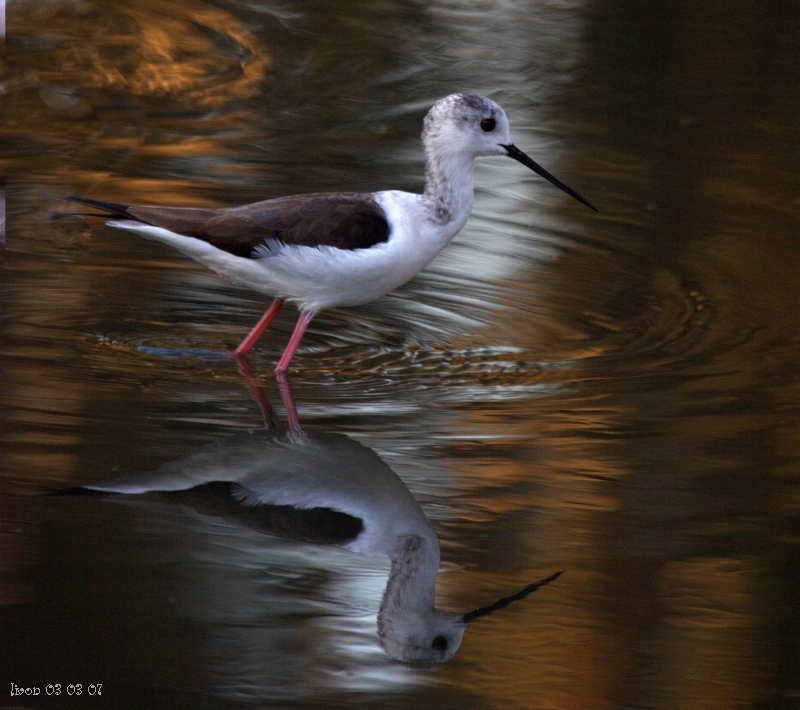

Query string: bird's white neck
421 145 476 232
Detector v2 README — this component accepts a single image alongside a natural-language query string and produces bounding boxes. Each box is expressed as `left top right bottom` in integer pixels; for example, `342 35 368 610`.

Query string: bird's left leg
233 298 284 356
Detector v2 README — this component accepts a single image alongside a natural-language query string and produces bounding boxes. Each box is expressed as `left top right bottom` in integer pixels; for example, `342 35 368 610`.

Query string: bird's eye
480 118 496 132
431 635 449 651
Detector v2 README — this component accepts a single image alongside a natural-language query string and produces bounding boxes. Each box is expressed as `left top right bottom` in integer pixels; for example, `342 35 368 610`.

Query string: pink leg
233 298 284 357
275 310 315 374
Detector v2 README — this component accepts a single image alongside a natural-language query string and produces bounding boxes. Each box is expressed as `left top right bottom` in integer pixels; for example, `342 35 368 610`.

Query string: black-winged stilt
68 93 596 373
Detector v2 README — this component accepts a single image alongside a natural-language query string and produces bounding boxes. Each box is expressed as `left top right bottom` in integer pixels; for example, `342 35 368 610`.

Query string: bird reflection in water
65 359 562 663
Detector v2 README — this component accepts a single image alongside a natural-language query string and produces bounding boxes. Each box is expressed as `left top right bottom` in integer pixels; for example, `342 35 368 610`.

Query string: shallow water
2 0 799 708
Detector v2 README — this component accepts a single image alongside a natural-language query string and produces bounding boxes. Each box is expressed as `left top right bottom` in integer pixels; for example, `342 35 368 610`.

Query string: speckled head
422 93 598 212
422 93 513 158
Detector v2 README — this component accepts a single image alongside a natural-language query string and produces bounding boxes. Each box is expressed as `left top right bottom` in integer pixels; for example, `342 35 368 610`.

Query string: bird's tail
65 195 136 219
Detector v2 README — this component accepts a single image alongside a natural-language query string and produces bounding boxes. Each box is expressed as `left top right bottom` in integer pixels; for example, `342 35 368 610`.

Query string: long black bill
502 144 598 212
462 570 564 624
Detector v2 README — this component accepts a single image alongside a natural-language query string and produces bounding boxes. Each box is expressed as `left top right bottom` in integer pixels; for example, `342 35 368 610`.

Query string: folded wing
66 193 391 257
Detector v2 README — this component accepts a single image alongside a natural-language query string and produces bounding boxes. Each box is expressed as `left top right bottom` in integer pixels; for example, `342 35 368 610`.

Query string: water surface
3 1 799 708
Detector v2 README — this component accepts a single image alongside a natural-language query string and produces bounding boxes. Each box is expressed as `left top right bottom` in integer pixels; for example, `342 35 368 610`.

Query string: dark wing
66 193 391 257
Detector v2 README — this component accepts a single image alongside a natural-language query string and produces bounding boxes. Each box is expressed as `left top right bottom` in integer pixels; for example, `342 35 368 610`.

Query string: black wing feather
66 193 391 257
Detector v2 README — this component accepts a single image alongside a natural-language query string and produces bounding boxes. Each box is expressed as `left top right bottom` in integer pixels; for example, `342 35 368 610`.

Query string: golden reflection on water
4 0 272 608
29 1 269 106
430 2 797 707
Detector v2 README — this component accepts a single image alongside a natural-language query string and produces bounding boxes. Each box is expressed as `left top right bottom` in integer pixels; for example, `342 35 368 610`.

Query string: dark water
3 1 799 708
